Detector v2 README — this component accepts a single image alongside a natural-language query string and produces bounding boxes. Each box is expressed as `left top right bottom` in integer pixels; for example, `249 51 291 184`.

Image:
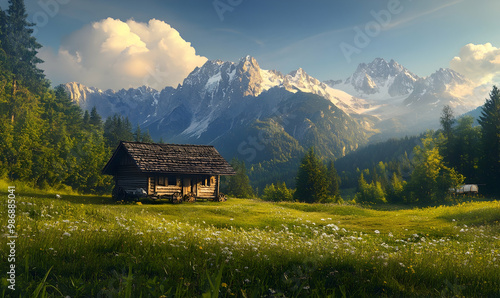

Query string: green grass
0 185 499 297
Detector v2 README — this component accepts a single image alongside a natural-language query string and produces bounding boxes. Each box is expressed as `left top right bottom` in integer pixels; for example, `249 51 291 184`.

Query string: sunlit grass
0 187 499 297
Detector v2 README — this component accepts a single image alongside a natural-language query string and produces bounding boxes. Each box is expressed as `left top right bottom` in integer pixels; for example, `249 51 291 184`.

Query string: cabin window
207 176 211 187
201 176 211 187
168 176 177 186
157 176 166 186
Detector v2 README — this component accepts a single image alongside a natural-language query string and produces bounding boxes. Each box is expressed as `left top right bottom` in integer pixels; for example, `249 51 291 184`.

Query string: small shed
451 184 479 194
102 141 235 201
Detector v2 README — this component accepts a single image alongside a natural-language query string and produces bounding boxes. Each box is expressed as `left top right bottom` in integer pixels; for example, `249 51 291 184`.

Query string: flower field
1 192 499 297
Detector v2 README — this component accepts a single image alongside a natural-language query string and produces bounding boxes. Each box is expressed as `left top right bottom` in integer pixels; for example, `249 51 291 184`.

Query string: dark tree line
439 87 500 195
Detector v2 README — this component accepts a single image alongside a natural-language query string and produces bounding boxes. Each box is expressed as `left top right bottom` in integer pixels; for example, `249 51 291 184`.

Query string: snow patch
181 111 216 139
204 72 222 93
259 69 285 92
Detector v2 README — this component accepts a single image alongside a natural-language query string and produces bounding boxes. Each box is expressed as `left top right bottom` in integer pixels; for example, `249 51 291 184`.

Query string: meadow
1 185 499 297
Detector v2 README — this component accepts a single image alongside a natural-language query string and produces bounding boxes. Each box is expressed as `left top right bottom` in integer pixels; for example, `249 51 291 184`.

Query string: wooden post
183 177 191 196
216 175 220 197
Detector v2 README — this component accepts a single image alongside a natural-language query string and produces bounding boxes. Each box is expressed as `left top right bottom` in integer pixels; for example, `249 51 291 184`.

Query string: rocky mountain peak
333 58 419 99
63 82 103 107
428 68 466 84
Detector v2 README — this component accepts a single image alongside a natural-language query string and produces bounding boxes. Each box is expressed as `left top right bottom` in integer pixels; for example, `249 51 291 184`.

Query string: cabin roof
102 141 236 176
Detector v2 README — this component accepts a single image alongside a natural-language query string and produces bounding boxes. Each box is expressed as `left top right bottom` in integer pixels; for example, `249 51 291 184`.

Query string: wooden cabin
102 141 235 201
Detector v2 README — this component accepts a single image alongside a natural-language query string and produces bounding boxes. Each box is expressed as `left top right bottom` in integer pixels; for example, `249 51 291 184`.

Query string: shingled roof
102 141 235 176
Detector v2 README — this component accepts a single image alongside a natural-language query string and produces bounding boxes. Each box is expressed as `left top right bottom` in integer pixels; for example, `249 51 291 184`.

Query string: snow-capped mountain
325 58 483 137
404 68 473 109
64 56 374 161
177 55 369 115
326 58 419 100
145 56 372 142
64 82 174 125
64 55 484 149
65 56 372 137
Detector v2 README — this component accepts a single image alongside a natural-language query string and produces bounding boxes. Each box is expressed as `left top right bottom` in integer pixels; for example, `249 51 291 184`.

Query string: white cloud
450 43 500 86
39 18 207 90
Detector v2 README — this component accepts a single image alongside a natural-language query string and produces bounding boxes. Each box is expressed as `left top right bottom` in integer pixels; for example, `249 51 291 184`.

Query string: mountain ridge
64 56 376 164
325 58 482 136
64 55 484 148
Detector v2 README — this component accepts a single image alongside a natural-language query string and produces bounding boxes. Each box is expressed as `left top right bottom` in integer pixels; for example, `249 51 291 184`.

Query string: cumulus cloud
39 18 207 90
450 43 500 86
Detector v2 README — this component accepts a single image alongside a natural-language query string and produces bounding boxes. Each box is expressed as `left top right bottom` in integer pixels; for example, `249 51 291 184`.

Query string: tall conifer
478 86 500 194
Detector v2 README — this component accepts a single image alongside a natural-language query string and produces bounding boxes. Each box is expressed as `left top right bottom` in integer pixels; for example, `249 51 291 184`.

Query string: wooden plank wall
115 165 148 191
197 176 217 199
154 185 183 196
145 175 217 198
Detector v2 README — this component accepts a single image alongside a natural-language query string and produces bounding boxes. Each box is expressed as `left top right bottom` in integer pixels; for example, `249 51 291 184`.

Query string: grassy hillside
1 188 499 297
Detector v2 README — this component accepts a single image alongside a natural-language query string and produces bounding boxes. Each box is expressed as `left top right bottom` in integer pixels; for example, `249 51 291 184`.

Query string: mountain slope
212 92 368 163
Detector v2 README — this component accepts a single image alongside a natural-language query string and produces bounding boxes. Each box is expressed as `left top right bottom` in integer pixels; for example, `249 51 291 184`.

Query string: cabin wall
148 176 182 196
115 165 148 191
196 176 217 199
147 175 217 198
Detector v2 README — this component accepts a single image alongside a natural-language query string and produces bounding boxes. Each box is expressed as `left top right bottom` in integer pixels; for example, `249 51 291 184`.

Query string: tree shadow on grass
17 191 114 205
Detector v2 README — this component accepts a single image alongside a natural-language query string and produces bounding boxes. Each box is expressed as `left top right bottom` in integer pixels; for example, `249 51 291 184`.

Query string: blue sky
2 0 500 89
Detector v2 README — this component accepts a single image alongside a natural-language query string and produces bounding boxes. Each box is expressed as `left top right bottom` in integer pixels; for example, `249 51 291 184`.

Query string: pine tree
142 130 153 143
133 125 153 143
82 110 90 126
294 148 329 203
134 124 142 142
453 116 480 183
5 0 45 91
54 85 82 135
440 105 457 167
89 107 102 128
0 7 7 52
326 160 340 199
226 158 254 198
103 114 134 148
440 105 455 140
478 86 500 194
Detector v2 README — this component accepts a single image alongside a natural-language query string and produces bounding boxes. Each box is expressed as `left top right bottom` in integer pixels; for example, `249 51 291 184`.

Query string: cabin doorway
182 177 198 196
